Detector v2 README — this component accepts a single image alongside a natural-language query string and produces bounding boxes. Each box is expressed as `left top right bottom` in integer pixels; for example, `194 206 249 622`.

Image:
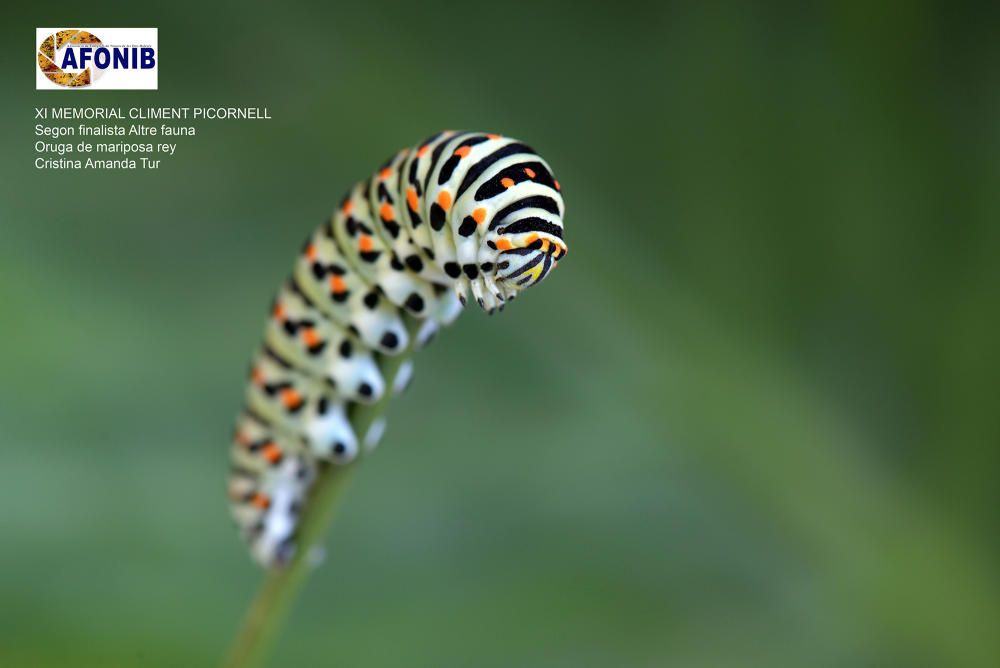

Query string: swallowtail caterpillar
228 131 566 566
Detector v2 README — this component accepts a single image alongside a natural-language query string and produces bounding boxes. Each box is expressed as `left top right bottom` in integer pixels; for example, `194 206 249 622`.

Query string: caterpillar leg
363 417 387 453
393 360 414 395
415 318 439 349
469 278 503 314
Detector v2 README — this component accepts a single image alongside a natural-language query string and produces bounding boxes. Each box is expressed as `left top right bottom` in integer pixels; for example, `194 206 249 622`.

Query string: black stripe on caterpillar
229 131 567 566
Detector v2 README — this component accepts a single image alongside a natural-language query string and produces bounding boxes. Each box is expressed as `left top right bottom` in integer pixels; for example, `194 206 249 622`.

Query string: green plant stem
223 314 423 668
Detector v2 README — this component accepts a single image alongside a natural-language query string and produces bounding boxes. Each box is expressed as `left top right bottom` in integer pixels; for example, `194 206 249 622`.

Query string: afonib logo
36 28 158 90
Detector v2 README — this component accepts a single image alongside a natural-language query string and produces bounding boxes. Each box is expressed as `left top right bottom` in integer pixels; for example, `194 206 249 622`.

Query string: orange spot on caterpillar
525 233 540 245
472 208 487 224
495 239 513 251
273 303 285 319
302 328 321 347
358 235 374 252
251 368 264 385
250 493 271 509
261 442 283 464
416 145 429 157
406 187 419 212
454 146 471 158
501 177 515 189
281 388 303 410
437 191 452 211
305 244 317 260
487 133 501 139
379 167 393 180
341 200 353 215
329 276 347 293
554 180 561 191
379 202 395 222
523 167 536 178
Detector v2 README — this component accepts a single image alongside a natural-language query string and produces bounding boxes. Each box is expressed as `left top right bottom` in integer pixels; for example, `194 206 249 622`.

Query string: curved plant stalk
223 314 423 668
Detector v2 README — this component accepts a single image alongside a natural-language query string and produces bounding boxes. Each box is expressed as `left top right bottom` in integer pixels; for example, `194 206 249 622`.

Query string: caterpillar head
476 221 566 313
495 233 566 290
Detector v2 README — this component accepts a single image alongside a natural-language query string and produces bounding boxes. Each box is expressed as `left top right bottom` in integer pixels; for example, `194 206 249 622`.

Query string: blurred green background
3 2 998 666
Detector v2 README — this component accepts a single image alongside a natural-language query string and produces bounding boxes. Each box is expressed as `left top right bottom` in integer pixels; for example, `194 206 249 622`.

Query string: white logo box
36 28 158 90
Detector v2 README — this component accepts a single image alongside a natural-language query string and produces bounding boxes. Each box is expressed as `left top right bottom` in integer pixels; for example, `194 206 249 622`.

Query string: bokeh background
3 2 998 666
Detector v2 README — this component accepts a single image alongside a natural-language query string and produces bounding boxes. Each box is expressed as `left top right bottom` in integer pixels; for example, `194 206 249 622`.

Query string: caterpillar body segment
294 220 409 354
245 348 359 462
265 282 385 404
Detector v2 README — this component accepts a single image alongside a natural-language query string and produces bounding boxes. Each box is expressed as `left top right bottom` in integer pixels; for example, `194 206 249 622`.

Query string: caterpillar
228 131 567 566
